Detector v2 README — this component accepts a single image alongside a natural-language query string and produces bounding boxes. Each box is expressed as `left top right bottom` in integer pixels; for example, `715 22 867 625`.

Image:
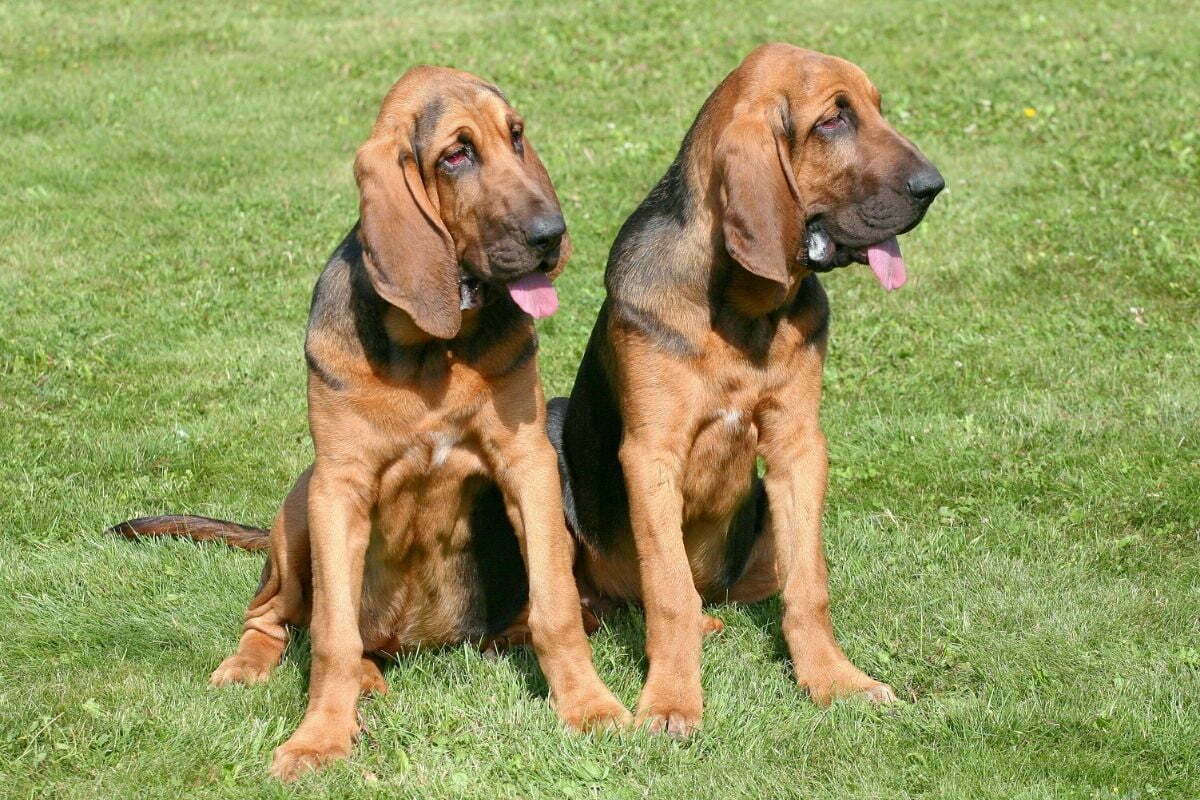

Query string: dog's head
355 67 569 339
711 44 943 302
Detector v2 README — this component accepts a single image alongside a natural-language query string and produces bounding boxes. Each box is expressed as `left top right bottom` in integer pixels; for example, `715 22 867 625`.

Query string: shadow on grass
279 626 556 705
587 596 794 685
260 594 796 709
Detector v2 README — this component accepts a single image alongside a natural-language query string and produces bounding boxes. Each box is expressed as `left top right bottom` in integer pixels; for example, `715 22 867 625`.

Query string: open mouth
459 273 484 311
458 259 560 319
805 218 908 291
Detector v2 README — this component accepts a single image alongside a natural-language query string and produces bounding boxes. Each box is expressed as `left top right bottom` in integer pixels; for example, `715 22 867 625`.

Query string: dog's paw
359 658 389 695
209 655 274 687
269 736 351 782
798 662 897 707
859 682 897 703
554 689 632 732
635 704 702 738
635 674 704 738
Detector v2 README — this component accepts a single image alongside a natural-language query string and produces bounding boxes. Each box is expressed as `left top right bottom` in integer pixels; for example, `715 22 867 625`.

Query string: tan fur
572 45 942 735
204 67 627 781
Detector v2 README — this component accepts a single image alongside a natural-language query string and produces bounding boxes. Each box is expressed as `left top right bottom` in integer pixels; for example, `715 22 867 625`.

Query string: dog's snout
906 165 945 203
524 213 566 253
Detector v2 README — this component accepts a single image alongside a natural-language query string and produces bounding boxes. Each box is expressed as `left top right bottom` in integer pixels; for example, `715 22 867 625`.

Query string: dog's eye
816 113 847 133
440 145 471 169
510 125 524 153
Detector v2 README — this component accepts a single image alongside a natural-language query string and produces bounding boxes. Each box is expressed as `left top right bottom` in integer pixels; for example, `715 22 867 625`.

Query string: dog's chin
458 253 558 311
804 212 924 272
803 218 866 272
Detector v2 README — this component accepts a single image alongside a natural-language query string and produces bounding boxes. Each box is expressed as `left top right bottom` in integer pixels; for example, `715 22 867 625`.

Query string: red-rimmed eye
817 114 846 132
441 147 470 168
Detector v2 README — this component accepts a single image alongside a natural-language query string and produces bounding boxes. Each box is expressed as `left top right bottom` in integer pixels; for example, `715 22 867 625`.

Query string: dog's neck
306 228 538 388
600 129 817 362
607 154 805 302
372 291 533 380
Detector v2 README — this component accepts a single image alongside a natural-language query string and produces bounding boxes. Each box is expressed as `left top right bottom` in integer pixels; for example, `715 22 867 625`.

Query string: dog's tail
106 515 269 552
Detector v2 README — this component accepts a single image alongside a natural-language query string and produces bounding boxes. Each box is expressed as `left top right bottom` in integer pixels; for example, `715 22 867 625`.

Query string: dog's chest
678 324 811 522
681 405 757 523
678 356 764 522
375 426 490 530
359 434 496 650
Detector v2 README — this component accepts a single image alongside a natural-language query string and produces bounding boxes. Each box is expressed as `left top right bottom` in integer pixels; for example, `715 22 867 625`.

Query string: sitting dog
111 66 628 780
548 44 944 735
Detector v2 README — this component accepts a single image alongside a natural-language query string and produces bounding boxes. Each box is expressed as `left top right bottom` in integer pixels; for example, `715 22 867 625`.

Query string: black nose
906 166 945 202
524 213 566 253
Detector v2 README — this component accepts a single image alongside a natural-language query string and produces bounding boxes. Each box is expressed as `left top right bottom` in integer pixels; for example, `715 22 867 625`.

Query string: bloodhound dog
548 44 944 735
110 66 629 780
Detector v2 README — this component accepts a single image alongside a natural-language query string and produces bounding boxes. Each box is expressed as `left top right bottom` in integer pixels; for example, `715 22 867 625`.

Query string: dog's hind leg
211 468 313 686
480 601 605 656
720 493 780 606
358 656 388 695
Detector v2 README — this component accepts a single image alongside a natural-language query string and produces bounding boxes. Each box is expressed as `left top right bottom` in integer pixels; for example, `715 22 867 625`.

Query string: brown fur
109 515 269 551
111 66 628 781
557 45 943 735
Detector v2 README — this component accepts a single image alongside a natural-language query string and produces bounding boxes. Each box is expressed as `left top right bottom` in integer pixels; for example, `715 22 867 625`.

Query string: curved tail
106 515 269 552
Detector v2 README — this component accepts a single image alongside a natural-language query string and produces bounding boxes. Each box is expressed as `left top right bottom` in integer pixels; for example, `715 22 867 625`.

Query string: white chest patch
718 409 743 427
429 432 459 467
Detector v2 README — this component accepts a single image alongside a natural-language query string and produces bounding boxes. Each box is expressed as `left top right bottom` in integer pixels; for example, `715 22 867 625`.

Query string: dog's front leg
269 460 373 781
498 431 631 731
757 351 895 706
618 431 708 737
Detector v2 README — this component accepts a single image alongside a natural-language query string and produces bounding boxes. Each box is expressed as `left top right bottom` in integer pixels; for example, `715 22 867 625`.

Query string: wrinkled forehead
373 73 514 148
426 84 514 138
749 51 879 111
803 56 879 107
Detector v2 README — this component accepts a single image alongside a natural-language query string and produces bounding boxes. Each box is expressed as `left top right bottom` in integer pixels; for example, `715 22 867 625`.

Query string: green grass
1 0 1198 797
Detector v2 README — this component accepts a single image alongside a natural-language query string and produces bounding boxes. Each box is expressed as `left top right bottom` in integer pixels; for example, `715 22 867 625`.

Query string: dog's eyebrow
476 82 510 106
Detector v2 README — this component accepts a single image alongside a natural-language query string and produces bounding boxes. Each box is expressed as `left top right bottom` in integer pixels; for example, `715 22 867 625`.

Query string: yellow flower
1023 107 1037 118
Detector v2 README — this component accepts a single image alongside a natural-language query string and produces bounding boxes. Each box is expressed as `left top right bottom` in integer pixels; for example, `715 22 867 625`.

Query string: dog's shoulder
307 224 363 333
602 161 709 359
606 153 695 286
304 223 397 376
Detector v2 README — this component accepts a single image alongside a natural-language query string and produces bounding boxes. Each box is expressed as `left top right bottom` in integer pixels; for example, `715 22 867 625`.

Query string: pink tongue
866 236 907 291
507 272 559 318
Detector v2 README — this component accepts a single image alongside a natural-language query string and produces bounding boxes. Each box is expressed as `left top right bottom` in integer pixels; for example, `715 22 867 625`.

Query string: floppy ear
714 113 804 299
354 136 461 339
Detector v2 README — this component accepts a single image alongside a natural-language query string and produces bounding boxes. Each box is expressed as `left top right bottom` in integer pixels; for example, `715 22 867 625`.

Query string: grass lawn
2 0 1198 797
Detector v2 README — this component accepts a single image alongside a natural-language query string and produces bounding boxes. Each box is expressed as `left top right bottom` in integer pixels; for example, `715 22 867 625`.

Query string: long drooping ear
354 135 461 339
714 112 804 299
